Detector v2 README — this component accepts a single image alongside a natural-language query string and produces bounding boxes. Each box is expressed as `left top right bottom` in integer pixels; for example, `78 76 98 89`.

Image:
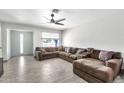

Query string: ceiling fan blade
56 18 66 23
40 21 51 24
55 22 64 25
40 22 49 24
42 16 50 21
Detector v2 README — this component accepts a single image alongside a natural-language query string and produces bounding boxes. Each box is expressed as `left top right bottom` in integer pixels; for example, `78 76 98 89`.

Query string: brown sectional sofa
35 46 123 83
35 47 59 60
35 47 80 62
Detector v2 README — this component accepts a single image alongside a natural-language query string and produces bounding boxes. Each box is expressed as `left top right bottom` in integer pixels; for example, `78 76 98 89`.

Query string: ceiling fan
42 9 66 26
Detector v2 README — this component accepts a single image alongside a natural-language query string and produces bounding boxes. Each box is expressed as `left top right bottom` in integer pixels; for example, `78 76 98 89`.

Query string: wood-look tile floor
0 56 87 83
0 56 124 83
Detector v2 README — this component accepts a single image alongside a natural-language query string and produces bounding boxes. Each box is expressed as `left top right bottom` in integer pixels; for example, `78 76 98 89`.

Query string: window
20 33 24 54
41 32 60 47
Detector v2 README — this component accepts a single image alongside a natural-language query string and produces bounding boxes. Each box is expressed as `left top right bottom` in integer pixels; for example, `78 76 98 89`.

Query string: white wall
1 22 62 60
7 29 11 59
0 24 2 58
63 11 124 58
0 24 1 47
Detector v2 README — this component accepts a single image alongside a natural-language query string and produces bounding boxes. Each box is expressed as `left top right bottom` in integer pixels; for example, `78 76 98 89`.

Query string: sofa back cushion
112 52 122 59
44 47 57 52
35 47 43 51
87 48 94 53
99 50 114 61
90 49 100 59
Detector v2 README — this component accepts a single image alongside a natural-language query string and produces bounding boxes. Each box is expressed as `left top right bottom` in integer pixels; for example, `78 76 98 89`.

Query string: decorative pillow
87 48 94 53
41 49 46 53
70 48 78 54
76 49 86 55
77 52 90 59
99 50 114 62
58 46 64 51
65 47 71 53
64 47 67 52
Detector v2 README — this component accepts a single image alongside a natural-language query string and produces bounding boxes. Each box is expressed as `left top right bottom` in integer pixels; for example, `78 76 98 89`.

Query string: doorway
11 31 33 57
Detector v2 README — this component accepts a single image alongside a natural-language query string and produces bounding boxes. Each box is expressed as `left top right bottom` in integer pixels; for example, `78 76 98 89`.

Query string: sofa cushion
99 50 114 62
112 52 122 59
74 58 104 67
73 58 105 72
59 51 71 57
69 54 78 60
76 49 86 55
73 58 114 82
58 51 64 55
77 52 91 59
35 47 46 53
42 52 58 56
87 48 94 53
64 53 71 57
73 58 104 77
44 47 57 52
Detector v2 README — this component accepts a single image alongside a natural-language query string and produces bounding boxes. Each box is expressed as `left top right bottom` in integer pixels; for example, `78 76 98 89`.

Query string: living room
0 9 124 83
1 0 124 92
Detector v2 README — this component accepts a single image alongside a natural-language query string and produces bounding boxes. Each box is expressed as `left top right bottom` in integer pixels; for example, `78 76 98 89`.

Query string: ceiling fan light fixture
42 9 66 26
51 13 54 17
52 9 59 13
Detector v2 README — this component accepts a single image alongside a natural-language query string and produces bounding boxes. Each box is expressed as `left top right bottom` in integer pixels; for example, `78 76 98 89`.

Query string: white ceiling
0 9 124 30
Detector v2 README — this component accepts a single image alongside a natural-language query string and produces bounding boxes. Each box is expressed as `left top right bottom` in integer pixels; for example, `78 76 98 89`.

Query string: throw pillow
41 49 46 53
65 47 71 53
87 48 94 53
99 50 114 62
76 49 86 55
70 48 78 54
77 52 90 59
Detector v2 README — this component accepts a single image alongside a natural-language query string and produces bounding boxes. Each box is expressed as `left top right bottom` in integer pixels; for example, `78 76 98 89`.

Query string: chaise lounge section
35 46 123 83
73 48 122 82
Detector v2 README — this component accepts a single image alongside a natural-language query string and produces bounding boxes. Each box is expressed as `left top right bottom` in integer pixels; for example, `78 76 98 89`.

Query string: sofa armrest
106 59 123 77
96 66 114 82
35 51 42 60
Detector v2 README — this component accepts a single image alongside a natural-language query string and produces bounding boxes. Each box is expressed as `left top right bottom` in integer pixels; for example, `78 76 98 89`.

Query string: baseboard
3 60 7 63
